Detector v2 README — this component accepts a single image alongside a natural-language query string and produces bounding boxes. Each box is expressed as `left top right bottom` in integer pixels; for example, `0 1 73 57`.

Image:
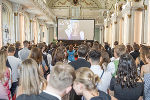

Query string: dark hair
29 47 42 65
15 41 21 49
37 43 45 50
114 41 118 46
88 49 101 62
23 40 29 47
133 44 140 51
69 45 73 52
8 45 16 53
117 53 140 88
77 45 88 57
52 47 65 66
100 51 110 66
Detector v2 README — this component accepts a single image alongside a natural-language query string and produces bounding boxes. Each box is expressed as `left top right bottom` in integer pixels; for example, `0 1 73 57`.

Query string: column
99 25 104 44
148 0 150 45
111 13 119 47
29 14 35 41
49 26 54 43
122 1 133 45
12 3 20 42
104 18 110 43
0 0 2 48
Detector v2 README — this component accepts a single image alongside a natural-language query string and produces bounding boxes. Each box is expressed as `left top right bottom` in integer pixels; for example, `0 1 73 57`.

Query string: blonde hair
75 67 100 91
49 62 75 90
0 50 7 81
114 45 126 57
20 58 46 95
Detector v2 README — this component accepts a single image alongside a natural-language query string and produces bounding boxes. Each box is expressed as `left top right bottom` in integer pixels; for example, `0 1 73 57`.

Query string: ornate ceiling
43 0 126 24
45 0 126 10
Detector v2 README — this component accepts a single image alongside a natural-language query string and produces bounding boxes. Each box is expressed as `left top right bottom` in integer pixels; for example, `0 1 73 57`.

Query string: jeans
10 81 18 97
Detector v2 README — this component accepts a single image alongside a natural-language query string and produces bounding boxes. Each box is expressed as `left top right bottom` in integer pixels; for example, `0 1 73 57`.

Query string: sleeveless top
144 74 150 100
0 68 11 100
67 50 75 62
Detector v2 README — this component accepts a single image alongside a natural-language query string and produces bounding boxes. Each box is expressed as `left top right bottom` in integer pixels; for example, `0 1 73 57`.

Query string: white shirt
7 56 21 82
18 47 30 61
43 90 61 100
90 65 112 93
107 58 120 75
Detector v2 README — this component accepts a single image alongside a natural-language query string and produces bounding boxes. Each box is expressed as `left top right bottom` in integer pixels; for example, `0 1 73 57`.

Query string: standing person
7 45 22 97
109 54 144 100
88 50 112 93
69 45 91 70
73 67 116 100
17 62 75 100
16 59 47 99
130 43 140 60
0 50 11 100
69 45 91 100
14 41 21 58
18 40 30 61
141 52 150 100
100 51 110 71
107 45 126 77
67 45 75 62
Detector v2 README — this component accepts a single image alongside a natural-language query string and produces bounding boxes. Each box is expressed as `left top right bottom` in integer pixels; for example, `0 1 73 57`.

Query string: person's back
67 50 75 62
110 77 144 100
0 50 11 100
89 50 112 93
18 47 30 61
109 54 144 100
69 45 91 70
18 40 30 61
7 45 22 97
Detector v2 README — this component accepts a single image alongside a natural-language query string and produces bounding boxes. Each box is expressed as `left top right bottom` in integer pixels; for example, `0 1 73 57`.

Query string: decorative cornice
144 5 147 10
14 12 18 16
136 7 143 11
114 21 117 24
127 14 131 18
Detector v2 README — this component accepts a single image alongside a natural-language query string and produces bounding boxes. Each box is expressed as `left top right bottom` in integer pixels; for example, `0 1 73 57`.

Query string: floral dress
0 68 11 100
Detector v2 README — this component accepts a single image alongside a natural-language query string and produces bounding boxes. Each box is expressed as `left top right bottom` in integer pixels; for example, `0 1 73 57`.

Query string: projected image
58 19 94 40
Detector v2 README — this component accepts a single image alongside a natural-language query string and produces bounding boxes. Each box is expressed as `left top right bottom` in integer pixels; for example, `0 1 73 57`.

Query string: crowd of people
0 40 150 100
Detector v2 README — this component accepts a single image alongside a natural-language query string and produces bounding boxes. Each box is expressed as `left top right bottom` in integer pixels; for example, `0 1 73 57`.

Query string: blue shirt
67 50 75 62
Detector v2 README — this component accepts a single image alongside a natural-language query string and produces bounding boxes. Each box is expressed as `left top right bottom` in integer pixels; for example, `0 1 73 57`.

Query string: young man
18 40 30 61
89 50 112 93
69 44 91 70
7 45 22 97
16 63 75 100
107 45 126 77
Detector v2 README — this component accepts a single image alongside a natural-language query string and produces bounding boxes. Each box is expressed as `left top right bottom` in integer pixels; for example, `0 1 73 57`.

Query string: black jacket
69 58 91 70
16 92 59 100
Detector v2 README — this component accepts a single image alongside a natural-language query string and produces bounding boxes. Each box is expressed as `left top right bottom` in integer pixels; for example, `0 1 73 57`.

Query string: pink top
0 68 11 100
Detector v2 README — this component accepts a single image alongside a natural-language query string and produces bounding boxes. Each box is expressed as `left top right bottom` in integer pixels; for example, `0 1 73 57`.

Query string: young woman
100 51 110 71
141 52 150 100
29 47 48 78
0 50 11 100
16 58 47 99
109 53 144 100
67 45 75 62
73 67 116 100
